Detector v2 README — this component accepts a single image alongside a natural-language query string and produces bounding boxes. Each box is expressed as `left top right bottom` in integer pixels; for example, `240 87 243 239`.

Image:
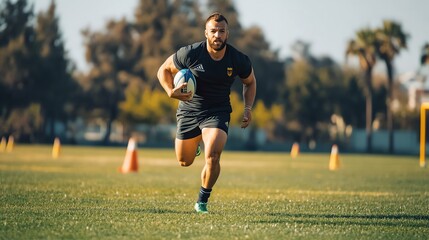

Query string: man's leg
194 128 227 213
201 128 227 188
175 135 202 166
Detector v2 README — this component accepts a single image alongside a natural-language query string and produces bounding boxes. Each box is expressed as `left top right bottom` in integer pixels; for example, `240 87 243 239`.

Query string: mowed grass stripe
0 145 428 239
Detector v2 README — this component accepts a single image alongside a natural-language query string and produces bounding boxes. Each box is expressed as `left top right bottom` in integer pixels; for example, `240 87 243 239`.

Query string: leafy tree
235 26 284 106
119 82 178 125
78 0 204 143
0 0 37 118
346 28 377 152
133 0 202 88
375 20 408 153
0 103 43 142
0 0 79 142
339 68 366 128
230 91 284 142
80 19 138 144
169 0 203 49
34 0 76 141
284 57 342 141
0 0 57 142
252 101 277 129
133 0 171 87
0 0 33 46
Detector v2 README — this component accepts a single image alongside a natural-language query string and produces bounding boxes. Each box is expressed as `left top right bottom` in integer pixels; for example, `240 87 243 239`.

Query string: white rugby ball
174 69 196 98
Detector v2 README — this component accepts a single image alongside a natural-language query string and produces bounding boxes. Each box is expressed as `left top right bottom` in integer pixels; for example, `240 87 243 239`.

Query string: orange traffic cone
0 137 6 152
290 142 299 159
6 136 14 153
52 137 61 159
329 144 340 171
119 138 138 173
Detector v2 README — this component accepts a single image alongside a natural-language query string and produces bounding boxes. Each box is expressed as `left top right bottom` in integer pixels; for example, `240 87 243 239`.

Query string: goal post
420 102 429 168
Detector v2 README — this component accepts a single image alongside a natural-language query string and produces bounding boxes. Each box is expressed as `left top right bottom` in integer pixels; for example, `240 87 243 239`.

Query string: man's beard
210 38 227 51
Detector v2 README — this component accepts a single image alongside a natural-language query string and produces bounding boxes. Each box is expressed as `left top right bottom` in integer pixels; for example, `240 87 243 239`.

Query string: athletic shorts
176 112 230 140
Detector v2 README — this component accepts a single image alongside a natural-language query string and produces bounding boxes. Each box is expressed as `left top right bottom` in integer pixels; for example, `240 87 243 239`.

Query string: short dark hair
205 12 228 26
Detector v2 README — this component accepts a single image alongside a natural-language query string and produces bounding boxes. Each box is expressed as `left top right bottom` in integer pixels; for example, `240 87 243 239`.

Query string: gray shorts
176 112 230 140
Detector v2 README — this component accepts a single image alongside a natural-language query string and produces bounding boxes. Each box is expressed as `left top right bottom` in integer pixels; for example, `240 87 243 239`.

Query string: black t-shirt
173 41 252 115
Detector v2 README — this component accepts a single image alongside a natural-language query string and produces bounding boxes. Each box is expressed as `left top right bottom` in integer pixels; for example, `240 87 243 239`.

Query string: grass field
1 145 428 239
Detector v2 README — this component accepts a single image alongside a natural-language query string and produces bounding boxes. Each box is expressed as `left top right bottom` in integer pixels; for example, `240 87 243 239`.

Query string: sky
29 0 429 75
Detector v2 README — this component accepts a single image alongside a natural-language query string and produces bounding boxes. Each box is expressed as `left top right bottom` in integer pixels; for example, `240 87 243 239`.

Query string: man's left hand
241 109 252 128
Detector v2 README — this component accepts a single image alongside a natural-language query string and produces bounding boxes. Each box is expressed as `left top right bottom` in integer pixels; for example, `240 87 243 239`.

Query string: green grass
1 145 428 239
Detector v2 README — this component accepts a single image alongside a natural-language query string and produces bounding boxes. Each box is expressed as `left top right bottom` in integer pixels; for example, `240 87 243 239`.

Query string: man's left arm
241 68 256 128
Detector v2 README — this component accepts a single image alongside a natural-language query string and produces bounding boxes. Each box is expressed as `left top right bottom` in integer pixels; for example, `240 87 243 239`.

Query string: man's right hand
170 83 193 101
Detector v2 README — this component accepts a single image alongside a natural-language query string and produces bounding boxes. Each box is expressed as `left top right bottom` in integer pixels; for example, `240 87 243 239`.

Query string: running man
157 12 256 213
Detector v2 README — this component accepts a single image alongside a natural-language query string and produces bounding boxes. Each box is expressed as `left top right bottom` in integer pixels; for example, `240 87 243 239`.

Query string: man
157 12 256 213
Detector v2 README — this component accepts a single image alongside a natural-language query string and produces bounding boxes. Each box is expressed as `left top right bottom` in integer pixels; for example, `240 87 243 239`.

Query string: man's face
205 20 228 51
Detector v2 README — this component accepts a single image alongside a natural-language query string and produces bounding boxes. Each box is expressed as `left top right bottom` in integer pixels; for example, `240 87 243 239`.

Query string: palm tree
346 29 377 153
421 42 429 65
375 20 408 154
418 43 429 109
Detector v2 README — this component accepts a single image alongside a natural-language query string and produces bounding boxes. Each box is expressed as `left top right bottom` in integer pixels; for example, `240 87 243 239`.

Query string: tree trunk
386 61 394 154
41 115 49 143
49 116 56 142
103 106 118 145
364 69 373 153
103 118 112 146
365 93 373 153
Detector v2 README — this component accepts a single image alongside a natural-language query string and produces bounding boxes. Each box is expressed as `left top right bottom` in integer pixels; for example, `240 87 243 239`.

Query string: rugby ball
174 69 196 98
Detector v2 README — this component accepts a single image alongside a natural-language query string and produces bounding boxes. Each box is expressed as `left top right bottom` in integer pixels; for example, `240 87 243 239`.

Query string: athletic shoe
194 202 208 214
196 145 201 156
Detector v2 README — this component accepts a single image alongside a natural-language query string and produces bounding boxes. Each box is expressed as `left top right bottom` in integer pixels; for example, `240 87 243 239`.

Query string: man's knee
178 157 194 167
206 152 221 166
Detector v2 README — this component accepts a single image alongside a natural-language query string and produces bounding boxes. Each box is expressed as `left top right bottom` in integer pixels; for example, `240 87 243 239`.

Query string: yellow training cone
329 144 340 171
118 138 139 173
0 137 6 152
6 136 14 153
52 137 61 159
290 142 299 159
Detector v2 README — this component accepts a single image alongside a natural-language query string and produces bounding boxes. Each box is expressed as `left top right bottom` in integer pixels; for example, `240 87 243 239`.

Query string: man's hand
169 82 192 101
241 108 252 128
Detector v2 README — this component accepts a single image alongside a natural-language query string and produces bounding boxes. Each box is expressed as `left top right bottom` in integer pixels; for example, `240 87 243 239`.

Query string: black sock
197 186 212 203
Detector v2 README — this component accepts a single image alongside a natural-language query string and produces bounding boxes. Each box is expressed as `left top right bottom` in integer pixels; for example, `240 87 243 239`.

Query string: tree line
0 0 425 152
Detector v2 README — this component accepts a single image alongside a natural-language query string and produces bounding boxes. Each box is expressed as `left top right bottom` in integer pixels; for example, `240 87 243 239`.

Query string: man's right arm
157 54 192 101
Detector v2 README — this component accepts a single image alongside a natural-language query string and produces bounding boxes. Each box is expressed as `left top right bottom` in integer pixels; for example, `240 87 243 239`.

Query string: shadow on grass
127 208 191 214
253 213 429 228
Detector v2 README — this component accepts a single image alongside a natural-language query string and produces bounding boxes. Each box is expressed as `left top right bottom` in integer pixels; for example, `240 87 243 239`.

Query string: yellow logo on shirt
227 67 233 77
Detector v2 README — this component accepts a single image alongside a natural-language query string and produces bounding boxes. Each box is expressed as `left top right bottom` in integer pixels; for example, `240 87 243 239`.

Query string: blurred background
1 0 428 154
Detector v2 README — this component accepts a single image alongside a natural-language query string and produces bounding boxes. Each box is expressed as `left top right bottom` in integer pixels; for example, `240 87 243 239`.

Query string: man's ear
204 29 208 39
